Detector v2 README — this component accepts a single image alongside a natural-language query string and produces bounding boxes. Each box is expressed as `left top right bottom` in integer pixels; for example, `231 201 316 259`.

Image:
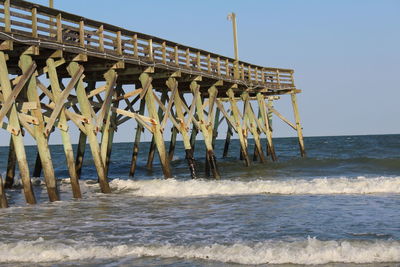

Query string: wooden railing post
185 48 190 67
31 8 38 38
207 54 211 73
248 65 252 82
162 41 167 64
225 59 229 78
79 20 85 47
116 31 122 55
255 67 259 83
132 34 138 58
98 25 104 52
56 14 62 42
196 51 201 71
174 46 179 66
217 57 221 76
4 0 10 33
148 39 153 60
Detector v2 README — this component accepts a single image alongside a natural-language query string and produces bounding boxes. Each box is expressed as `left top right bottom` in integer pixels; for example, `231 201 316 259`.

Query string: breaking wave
1 237 400 264
108 176 400 197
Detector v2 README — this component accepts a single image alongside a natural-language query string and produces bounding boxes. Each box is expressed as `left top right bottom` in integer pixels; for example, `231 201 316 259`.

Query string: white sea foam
1 237 400 264
109 176 400 197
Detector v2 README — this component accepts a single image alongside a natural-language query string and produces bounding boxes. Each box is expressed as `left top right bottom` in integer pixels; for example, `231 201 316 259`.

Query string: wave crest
109 176 400 197
1 237 400 264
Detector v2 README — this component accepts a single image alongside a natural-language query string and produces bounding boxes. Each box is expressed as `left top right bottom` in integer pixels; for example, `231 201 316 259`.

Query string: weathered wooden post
167 77 197 179
20 54 60 202
46 58 82 198
190 80 220 179
129 98 146 177
242 93 265 163
0 52 36 204
266 96 277 160
67 62 111 193
227 88 250 166
4 137 16 188
32 153 42 177
139 72 172 178
257 93 277 161
291 93 306 157
99 70 118 176
75 131 87 179
0 175 8 208
146 91 167 171
222 123 233 158
168 126 178 161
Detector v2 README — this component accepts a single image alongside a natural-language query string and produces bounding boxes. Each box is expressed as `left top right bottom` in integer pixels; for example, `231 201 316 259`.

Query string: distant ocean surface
1 134 400 266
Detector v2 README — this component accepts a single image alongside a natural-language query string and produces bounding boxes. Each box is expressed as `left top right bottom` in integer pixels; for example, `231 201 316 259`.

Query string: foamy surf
1 237 400 264
108 176 400 197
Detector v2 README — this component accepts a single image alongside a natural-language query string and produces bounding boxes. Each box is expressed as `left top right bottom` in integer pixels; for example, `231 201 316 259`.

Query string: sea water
0 134 400 266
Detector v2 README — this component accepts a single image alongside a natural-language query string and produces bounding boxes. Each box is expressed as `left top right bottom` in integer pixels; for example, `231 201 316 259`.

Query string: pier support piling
5 137 16 189
0 175 8 208
0 51 35 204
167 77 197 179
191 80 220 179
227 88 250 166
291 93 306 157
139 72 171 178
68 62 111 193
257 93 277 161
47 58 81 198
75 131 87 180
129 98 146 177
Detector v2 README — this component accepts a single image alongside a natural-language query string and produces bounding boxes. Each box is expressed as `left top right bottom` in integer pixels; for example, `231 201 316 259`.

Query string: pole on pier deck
139 72 172 178
146 91 167 171
5 137 16 189
0 52 36 204
166 77 197 179
19 54 60 202
242 93 265 163
129 98 146 177
291 93 306 157
190 81 220 179
228 12 239 79
227 88 250 166
68 62 111 193
0 175 8 208
47 58 81 198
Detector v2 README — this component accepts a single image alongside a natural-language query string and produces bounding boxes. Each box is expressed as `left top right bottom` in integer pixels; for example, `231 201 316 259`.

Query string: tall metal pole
228 12 239 79
49 0 54 8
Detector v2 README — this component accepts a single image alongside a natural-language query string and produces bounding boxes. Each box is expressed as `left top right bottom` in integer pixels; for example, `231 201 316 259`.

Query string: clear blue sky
2 0 400 145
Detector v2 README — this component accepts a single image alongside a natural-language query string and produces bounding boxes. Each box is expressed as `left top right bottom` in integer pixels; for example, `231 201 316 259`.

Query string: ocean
0 134 400 266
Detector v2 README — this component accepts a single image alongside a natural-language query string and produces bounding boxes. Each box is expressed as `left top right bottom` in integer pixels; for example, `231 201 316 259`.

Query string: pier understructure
0 0 305 207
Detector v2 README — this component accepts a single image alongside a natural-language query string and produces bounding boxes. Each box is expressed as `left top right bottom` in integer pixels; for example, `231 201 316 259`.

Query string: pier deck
0 0 305 207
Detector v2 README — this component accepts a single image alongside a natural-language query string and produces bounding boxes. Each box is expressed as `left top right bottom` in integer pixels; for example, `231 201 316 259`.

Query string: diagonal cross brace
0 62 36 125
96 72 117 131
44 65 84 136
160 85 177 130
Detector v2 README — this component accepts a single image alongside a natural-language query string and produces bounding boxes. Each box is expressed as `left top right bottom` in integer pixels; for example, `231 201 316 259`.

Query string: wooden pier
0 0 305 207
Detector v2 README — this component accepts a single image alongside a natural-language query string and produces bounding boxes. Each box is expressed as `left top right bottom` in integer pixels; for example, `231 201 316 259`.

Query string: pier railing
0 0 295 89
